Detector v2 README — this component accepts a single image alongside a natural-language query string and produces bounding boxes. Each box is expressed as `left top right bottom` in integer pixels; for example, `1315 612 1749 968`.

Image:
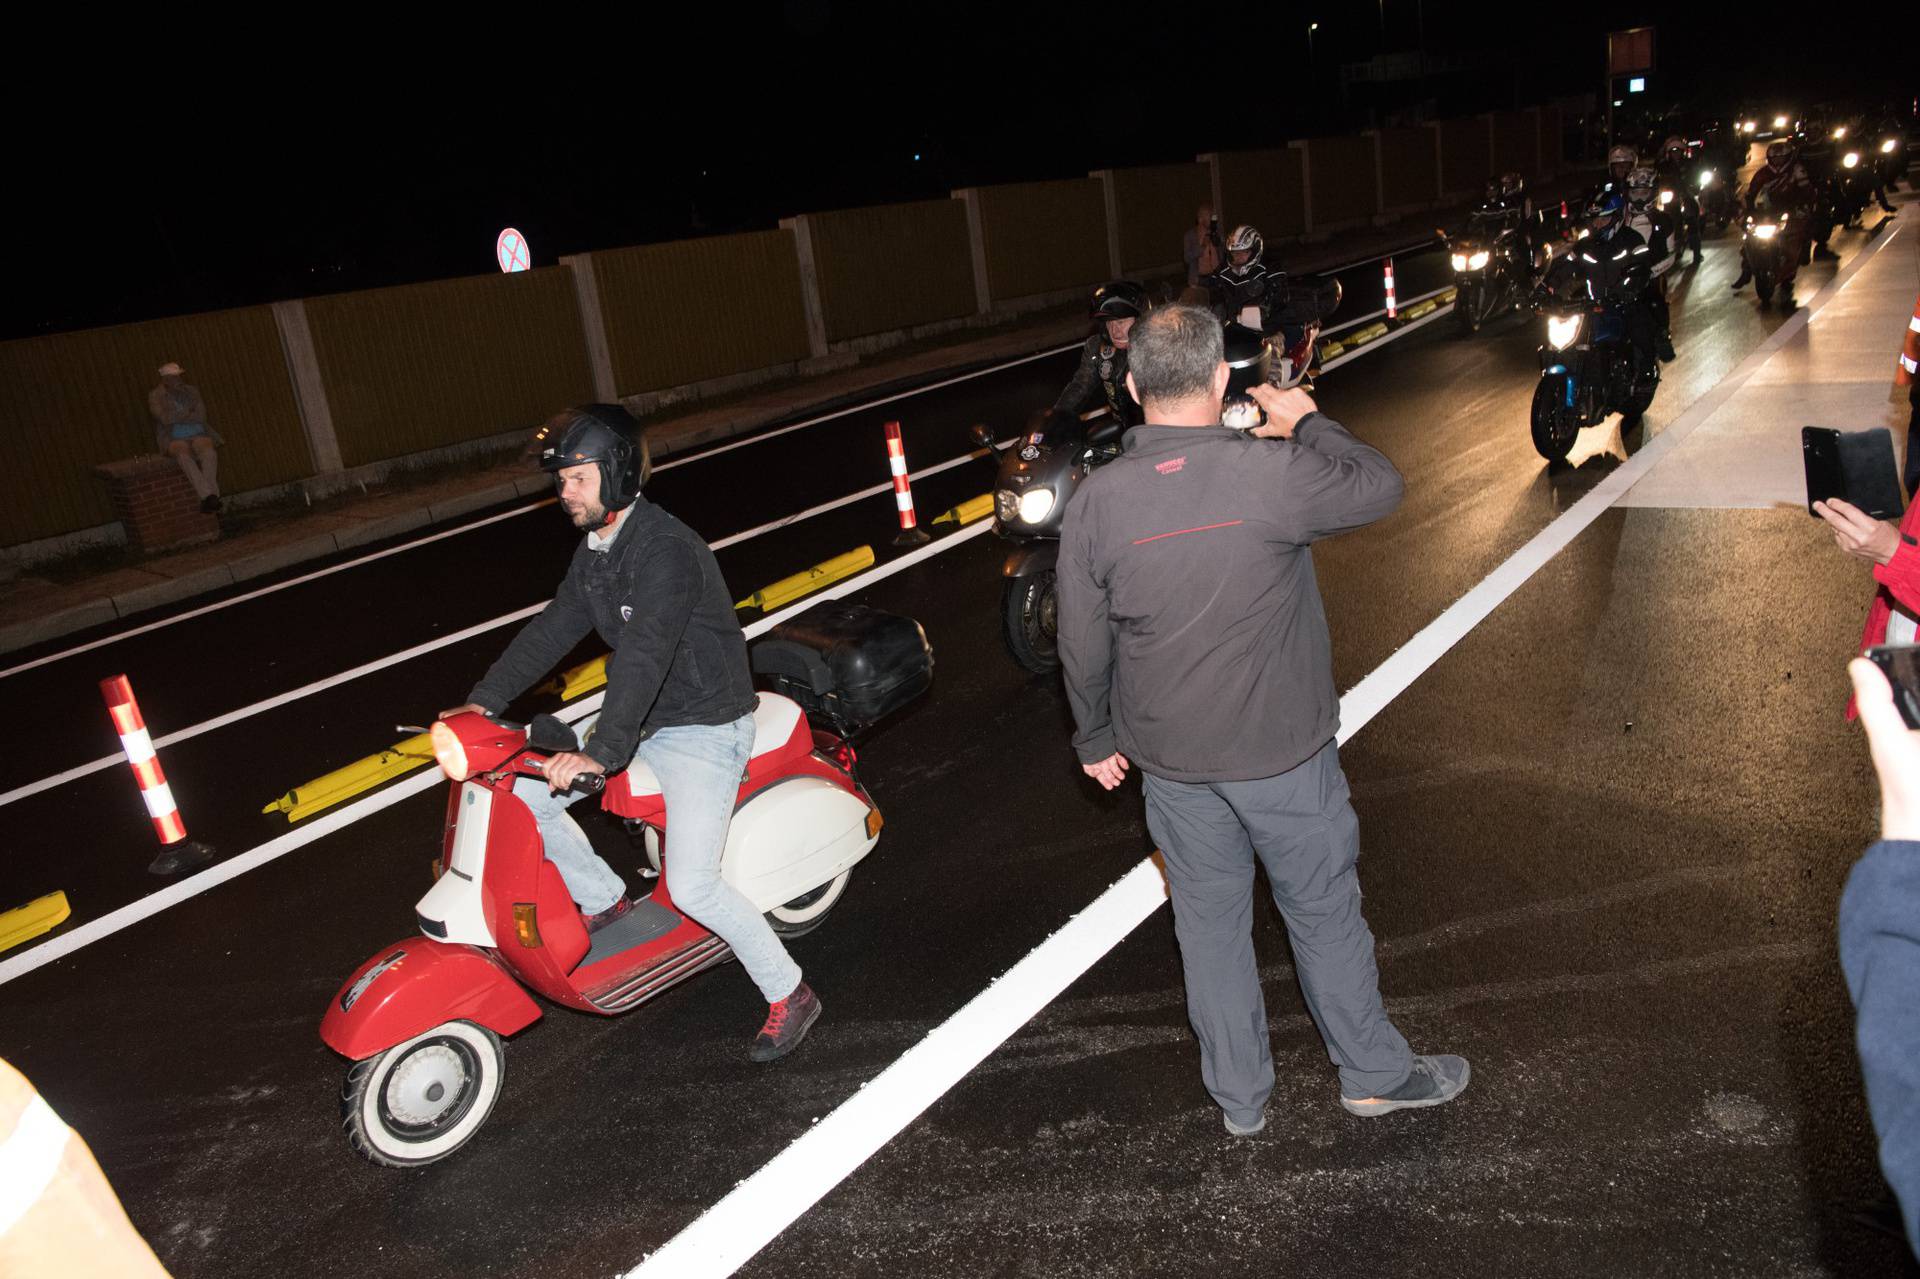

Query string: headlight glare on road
1467 250 1490 271
1017 487 1056 524
1546 313 1583 350
1752 223 1778 241
1450 252 1469 272
1842 152 1860 169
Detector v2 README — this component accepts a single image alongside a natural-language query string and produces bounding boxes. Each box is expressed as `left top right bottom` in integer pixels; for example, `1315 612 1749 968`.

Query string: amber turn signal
512 903 543 948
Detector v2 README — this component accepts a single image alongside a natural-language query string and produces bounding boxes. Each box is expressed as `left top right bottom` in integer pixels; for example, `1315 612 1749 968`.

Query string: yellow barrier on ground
734 546 874 613
1400 299 1438 320
1319 339 1347 360
1439 286 1458 304
0 891 70 954
931 494 994 527
1344 322 1391 346
262 734 436 823
542 654 610 701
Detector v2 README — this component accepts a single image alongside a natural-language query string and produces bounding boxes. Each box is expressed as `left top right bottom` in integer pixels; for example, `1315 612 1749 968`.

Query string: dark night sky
9 1 1912 340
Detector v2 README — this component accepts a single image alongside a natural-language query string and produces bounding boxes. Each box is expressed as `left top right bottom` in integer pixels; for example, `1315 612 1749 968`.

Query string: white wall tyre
341 1020 504 1167
765 868 853 937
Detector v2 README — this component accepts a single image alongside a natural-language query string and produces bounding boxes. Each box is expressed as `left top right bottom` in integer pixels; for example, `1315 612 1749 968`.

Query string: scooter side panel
722 777 876 912
321 939 543 1061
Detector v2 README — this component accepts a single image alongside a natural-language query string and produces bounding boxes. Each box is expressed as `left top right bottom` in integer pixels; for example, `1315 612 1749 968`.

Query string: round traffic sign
496 228 530 273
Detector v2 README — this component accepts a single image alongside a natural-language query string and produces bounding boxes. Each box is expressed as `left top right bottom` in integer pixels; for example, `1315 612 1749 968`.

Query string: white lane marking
0 446 1009 814
653 345 1084 473
0 500 556 682
0 521 997 989
622 204 1902 1279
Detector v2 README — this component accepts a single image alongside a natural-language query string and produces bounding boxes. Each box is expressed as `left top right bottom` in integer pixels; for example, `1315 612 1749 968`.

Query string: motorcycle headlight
1546 313 1583 350
1843 152 1860 169
1884 139 1901 155
1833 126 1847 140
1772 115 1788 130
1467 250 1490 271
1016 487 1056 524
1450 252 1469 272
1658 189 1674 206
1752 223 1778 241
1697 169 1714 189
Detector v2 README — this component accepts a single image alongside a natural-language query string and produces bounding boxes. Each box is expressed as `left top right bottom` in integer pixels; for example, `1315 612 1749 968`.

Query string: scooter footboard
321 937 542 1062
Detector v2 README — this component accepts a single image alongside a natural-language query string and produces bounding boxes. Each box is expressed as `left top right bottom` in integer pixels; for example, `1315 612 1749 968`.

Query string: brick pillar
94 456 219 555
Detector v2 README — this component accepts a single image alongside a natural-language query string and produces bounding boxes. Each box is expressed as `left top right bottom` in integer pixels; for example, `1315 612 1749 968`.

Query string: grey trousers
1142 739 1412 1124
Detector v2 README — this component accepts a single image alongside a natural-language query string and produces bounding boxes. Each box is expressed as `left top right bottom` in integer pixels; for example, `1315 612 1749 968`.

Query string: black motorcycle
1694 163 1739 235
972 410 1122 672
1529 253 1659 463
1444 212 1532 333
1740 194 1796 307
1654 181 1704 261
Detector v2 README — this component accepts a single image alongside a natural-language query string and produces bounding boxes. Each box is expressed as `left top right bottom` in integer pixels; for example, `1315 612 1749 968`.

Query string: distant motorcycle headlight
1450 252 1469 272
1657 190 1673 208
1884 139 1901 155
1546 313 1583 350
1467 250 1490 271
1751 223 1779 241
1017 487 1056 524
1697 169 1714 189
1833 126 1847 140
1773 115 1788 130
1842 152 1860 169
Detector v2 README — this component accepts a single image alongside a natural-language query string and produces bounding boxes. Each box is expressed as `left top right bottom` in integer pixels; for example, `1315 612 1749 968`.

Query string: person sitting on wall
147 362 225 514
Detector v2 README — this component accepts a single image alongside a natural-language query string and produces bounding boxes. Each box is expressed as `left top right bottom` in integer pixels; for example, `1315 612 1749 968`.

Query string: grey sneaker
1223 1111 1266 1137
1341 1055 1471 1117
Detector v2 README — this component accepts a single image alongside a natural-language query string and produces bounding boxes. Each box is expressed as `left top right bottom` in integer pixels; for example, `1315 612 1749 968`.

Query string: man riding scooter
441 404 820 1063
1054 280 1148 429
1733 139 1814 308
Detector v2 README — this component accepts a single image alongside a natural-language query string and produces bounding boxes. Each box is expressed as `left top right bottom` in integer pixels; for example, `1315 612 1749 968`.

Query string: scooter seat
608 692 810 804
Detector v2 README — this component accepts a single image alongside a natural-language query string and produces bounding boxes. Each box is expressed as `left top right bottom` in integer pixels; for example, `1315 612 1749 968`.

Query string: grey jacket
467 497 757 771
1057 415 1403 782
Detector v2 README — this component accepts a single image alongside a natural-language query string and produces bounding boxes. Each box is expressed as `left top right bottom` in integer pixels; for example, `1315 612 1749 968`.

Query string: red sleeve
1874 536 1920 615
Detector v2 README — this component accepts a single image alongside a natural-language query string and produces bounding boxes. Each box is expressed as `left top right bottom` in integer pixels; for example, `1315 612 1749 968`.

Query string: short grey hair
1127 305 1223 407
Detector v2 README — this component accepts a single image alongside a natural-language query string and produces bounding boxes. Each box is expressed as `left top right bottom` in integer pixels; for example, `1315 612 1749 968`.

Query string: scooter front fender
1002 541 1059 580
321 937 542 1062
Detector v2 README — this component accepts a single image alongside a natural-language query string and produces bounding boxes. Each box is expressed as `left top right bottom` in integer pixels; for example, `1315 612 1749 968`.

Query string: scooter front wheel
342 1019 504 1167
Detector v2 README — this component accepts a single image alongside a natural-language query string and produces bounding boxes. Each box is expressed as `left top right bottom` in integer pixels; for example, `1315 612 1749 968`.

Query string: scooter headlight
1842 151 1860 169
1450 252 1469 272
1016 487 1056 524
1751 222 1779 241
430 721 471 782
1658 189 1675 207
1884 139 1901 155
1546 313 1583 351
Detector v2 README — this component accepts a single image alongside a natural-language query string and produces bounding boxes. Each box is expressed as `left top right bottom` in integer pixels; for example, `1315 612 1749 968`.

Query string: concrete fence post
952 188 993 314
1288 140 1314 236
559 253 619 403
778 216 831 359
1424 122 1445 204
1525 105 1545 178
1089 170 1123 278
269 300 343 475
1362 129 1387 223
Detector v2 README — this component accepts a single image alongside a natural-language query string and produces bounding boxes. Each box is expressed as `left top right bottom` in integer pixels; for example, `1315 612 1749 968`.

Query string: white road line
0 522 997 989
0 447 1006 814
0 500 556 682
622 208 1904 1279
652 345 1084 473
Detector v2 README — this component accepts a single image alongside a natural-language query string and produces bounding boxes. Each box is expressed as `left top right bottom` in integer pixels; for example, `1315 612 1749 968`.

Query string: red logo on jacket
1155 457 1187 475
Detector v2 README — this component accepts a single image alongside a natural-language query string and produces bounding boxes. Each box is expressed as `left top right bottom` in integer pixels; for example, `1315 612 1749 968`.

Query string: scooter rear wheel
766 868 854 937
342 1019 504 1167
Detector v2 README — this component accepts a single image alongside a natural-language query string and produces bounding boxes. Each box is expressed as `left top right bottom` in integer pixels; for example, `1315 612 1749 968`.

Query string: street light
1307 20 1318 66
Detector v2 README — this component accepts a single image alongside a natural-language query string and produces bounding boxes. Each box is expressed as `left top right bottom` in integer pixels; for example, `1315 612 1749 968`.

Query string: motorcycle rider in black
1624 167 1679 363
1654 136 1706 266
1550 192 1659 387
1054 280 1148 428
1203 224 1332 356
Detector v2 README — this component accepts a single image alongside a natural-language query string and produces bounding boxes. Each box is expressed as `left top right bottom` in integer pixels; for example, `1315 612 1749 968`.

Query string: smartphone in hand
1867 644 1920 730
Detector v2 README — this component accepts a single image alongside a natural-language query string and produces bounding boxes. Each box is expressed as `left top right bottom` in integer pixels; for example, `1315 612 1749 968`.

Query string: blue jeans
512 713 802 1003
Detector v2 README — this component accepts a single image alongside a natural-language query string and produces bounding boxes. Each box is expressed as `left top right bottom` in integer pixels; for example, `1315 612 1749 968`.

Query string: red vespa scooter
320 604 931 1166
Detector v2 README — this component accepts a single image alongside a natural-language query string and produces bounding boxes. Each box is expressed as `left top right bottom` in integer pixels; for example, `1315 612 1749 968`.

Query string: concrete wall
1492 111 1539 180
796 200 978 344
958 178 1109 305
0 308 309 545
1213 148 1308 242
1437 117 1490 199
305 267 596 470
1302 135 1379 231
1103 162 1213 276
1375 126 1439 212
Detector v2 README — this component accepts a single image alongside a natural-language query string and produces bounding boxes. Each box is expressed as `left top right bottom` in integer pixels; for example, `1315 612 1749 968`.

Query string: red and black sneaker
583 896 632 934
749 982 821 1063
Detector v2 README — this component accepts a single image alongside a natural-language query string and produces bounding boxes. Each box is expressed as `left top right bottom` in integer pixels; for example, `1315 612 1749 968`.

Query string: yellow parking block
542 654 610 701
932 494 994 527
1400 299 1437 320
1319 340 1347 360
262 733 436 823
0 891 70 955
1345 322 1391 346
735 546 875 613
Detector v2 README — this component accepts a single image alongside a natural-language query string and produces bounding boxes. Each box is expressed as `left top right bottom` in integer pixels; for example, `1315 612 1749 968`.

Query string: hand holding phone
1852 650 1920 842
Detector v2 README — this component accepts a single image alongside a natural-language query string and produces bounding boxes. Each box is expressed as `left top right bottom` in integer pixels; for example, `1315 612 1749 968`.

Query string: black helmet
1499 171 1526 199
535 404 651 512
1224 225 1264 278
1089 280 1147 323
1219 323 1273 431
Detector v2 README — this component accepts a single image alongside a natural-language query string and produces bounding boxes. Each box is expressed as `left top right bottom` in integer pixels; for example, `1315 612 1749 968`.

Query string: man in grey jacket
442 405 819 1062
1057 305 1468 1135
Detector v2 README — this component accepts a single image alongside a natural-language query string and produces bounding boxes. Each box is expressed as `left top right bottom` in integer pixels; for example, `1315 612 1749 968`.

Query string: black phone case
1804 426 1905 520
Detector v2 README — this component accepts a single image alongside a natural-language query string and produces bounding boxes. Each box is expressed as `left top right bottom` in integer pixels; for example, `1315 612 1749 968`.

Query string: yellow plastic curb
1439 286 1458 304
543 655 610 701
1400 299 1438 320
1319 340 1347 360
0 891 70 954
735 545 875 613
931 494 994 527
1345 322 1391 346
262 733 436 823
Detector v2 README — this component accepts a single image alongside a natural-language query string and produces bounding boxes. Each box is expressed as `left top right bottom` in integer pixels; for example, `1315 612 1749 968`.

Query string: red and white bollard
100 675 214 876
883 420 930 547
1383 258 1398 320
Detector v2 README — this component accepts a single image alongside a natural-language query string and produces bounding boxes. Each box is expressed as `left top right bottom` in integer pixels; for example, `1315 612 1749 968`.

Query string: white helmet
1224 224 1264 278
1607 144 1639 176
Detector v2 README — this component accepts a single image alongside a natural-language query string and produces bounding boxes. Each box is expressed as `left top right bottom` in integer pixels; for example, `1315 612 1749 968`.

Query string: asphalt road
0 198 1912 1278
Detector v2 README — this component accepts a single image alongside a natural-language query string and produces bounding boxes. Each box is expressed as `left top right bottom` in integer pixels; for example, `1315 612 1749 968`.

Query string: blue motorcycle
1529 251 1658 463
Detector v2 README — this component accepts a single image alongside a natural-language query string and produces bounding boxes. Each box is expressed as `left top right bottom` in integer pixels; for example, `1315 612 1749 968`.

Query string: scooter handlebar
570 772 607 796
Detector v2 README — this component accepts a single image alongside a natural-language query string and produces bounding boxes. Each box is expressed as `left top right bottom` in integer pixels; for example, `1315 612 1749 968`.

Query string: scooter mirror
527 714 580 754
969 423 998 452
